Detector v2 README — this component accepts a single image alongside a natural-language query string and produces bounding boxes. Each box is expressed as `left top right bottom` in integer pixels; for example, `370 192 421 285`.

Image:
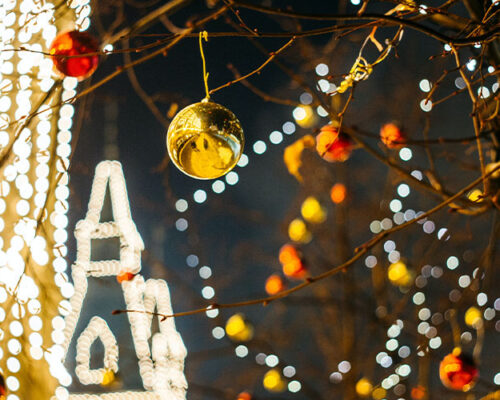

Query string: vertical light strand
0 0 90 398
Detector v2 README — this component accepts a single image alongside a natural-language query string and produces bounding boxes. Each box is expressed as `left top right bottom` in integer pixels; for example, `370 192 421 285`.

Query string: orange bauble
380 123 405 149
265 274 286 295
316 126 352 162
0 373 5 397
117 271 136 283
439 351 478 391
50 30 99 80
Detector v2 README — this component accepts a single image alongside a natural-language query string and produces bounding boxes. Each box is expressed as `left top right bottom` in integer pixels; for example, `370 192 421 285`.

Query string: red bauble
0 373 5 397
50 30 99 80
439 352 478 391
117 271 136 283
380 123 405 149
316 126 353 162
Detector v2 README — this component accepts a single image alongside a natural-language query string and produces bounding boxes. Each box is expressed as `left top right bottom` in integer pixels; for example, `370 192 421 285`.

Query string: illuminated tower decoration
55 161 187 399
0 1 91 398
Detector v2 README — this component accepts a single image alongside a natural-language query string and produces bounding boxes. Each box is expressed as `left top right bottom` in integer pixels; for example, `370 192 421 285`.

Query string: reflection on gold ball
166 101 244 179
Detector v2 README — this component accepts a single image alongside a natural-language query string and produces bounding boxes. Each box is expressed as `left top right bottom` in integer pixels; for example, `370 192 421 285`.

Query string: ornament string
199 31 211 101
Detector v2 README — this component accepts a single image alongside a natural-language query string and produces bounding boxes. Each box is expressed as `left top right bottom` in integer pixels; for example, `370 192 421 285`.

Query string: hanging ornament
387 260 413 287
439 349 478 391
316 125 353 162
116 270 135 284
263 369 286 393
293 105 317 128
225 313 254 342
265 274 286 295
356 378 373 397
330 183 347 204
301 196 327 224
166 32 244 179
49 30 99 80
166 100 244 179
380 123 406 149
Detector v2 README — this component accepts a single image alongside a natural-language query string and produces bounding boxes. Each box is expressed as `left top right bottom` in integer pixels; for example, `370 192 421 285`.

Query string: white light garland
55 161 187 400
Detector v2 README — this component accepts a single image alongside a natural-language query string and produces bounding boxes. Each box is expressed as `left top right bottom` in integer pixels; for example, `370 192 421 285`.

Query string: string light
56 161 187 399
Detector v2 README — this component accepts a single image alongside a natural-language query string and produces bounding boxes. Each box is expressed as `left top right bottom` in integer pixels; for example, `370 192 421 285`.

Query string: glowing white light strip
55 161 187 400
0 0 93 396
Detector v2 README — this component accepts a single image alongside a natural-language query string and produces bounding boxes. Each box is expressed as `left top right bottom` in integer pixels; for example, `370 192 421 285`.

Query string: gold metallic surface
166 101 244 179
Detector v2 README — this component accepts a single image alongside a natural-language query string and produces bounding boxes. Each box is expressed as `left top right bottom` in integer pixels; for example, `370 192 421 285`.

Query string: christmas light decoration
49 31 99 80
166 100 244 179
265 274 286 295
330 183 347 204
288 218 312 243
225 313 254 342
464 307 482 327
279 244 307 279
0 0 89 397
439 350 478 391
380 123 405 149
236 392 252 400
292 105 317 128
387 260 413 287
54 161 187 400
300 196 327 223
262 369 286 392
356 377 373 397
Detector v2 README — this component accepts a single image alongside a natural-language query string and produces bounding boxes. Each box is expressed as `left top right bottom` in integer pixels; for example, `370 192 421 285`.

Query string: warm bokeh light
49 31 99 80
301 196 326 223
380 123 405 149
279 244 307 279
411 385 426 400
387 261 412 287
265 274 286 295
237 392 252 400
288 218 312 243
279 244 300 265
293 105 317 128
439 350 478 391
225 314 254 342
372 387 386 400
356 377 373 397
330 183 347 204
464 307 482 328
263 369 286 392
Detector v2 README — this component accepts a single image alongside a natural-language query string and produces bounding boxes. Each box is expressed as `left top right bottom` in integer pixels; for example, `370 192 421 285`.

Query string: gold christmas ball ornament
166 100 244 179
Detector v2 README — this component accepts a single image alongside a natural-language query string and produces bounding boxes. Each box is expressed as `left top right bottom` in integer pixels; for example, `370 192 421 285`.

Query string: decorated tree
0 0 499 399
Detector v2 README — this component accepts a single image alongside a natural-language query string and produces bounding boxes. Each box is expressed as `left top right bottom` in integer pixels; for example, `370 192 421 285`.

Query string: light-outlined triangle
75 316 119 385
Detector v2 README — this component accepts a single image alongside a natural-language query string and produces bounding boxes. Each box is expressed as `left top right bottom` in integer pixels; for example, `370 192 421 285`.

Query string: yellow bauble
166 100 244 179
